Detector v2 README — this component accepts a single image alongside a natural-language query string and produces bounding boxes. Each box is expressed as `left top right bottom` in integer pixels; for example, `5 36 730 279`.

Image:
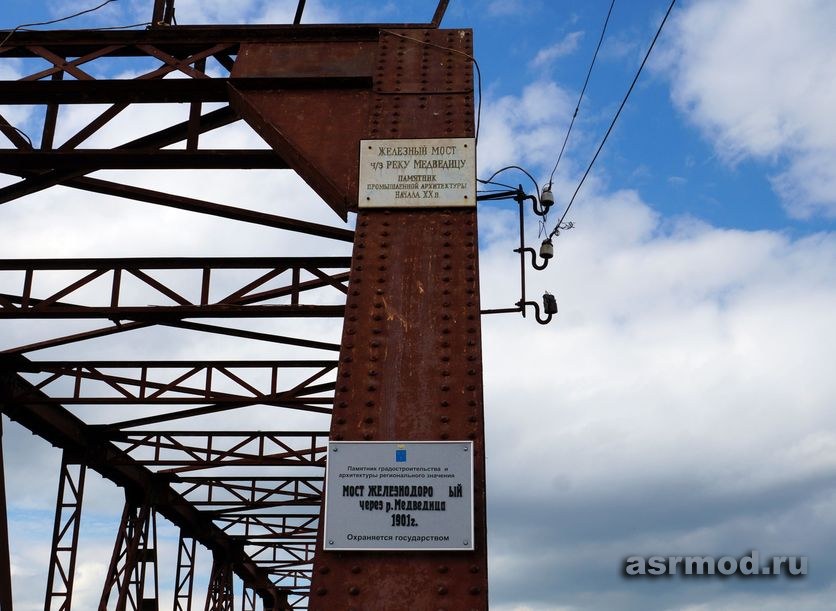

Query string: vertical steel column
240 586 255 611
0 418 13 611
44 453 87 611
173 534 197 611
309 28 487 611
99 500 157 611
203 558 233 611
140 512 159 611
151 0 175 26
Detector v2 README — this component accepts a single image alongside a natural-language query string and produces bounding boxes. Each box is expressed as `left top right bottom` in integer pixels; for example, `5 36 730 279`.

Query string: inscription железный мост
358 138 476 208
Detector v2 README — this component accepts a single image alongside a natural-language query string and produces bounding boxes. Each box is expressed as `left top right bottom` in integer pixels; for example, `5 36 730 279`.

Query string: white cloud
157 0 259 24
487 0 526 18
663 0 836 218
474 73 836 609
478 80 575 176
531 31 584 68
156 0 339 25
479 183 836 608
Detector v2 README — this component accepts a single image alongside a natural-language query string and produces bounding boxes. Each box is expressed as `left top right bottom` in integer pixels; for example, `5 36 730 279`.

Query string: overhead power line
549 0 678 238
547 0 616 190
0 0 120 49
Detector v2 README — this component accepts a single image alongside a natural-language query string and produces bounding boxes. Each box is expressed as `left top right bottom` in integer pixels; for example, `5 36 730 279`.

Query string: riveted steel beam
304 28 487 610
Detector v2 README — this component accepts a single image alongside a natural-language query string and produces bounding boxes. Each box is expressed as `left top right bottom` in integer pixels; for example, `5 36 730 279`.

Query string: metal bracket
479 186 555 323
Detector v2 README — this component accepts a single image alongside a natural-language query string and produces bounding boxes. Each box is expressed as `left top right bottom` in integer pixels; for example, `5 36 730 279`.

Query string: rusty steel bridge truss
0 1 489 609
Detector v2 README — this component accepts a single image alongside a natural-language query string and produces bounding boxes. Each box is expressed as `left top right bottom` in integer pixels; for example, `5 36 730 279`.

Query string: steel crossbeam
106 431 328 471
0 258 349 320
6 361 336 411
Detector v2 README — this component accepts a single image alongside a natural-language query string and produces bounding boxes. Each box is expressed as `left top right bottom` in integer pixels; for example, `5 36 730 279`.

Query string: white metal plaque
358 138 476 208
323 441 474 551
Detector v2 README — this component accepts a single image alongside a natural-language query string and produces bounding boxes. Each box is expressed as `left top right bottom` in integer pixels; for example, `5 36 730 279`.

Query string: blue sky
2 1 836 610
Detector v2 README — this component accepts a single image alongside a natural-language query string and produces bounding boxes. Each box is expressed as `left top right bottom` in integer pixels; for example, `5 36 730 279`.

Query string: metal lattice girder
1 105 354 241
249 546 316 574
0 373 286 599
99 500 158 611
106 431 328 472
44 453 87 611
3 319 341 357
0 258 349 320
2 116 354 250
241 586 257 611
204 559 234 611
174 534 197 611
6 360 337 409
0 23 448 220
215 513 319 539
173 477 323 511
2 4 482 607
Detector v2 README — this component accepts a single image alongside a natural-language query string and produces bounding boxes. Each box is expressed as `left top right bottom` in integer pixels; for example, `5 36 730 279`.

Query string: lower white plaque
323 441 474 551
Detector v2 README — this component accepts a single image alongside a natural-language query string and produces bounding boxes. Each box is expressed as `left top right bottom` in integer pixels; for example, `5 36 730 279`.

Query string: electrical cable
380 30 483 145
13 22 151 32
6 126 33 148
549 0 677 238
1 0 120 48
88 22 150 31
477 177 517 190
546 0 615 189
481 165 540 201
477 187 518 194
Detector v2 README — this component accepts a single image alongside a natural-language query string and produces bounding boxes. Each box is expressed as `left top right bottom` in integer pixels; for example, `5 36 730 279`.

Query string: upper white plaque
359 138 476 208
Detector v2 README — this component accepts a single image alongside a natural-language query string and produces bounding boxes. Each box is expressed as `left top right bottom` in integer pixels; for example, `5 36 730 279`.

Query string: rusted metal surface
0 26 440 60
306 28 487 611
229 40 376 219
231 28 476 224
